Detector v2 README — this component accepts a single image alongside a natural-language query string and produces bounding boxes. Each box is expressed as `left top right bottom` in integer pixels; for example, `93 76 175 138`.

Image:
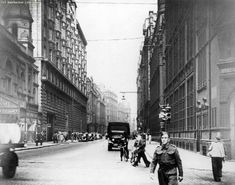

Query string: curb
15 143 60 152
14 140 94 152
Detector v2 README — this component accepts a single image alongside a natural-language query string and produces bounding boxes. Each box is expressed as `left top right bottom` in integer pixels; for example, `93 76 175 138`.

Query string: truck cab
107 122 130 151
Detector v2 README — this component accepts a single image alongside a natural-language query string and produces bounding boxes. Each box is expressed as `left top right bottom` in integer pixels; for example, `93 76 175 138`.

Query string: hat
215 132 221 140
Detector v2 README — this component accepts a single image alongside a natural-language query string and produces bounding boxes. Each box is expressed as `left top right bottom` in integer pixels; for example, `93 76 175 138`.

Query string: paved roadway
1 139 235 185
0 139 152 185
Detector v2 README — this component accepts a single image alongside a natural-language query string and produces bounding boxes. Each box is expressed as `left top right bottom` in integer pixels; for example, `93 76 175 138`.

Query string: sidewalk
145 141 235 185
14 140 72 151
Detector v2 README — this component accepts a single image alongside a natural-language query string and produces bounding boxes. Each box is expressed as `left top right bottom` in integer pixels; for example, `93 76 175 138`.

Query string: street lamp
24 101 28 144
196 98 209 152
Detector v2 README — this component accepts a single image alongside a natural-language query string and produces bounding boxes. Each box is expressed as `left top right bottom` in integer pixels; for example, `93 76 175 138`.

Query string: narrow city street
1 139 235 185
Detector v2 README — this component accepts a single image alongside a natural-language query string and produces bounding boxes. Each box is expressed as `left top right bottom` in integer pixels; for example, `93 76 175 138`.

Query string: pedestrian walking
132 133 150 167
207 132 226 182
119 134 129 161
150 131 183 185
52 131 58 143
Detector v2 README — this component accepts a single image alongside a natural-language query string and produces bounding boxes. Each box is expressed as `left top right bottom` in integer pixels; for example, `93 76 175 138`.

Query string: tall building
117 101 131 123
87 78 106 134
96 85 106 134
137 11 157 133
29 0 88 140
149 0 166 137
0 2 39 142
86 77 98 133
162 0 235 159
103 90 118 123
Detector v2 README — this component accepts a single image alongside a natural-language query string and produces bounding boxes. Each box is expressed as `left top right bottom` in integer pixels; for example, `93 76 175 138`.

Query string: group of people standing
120 131 226 185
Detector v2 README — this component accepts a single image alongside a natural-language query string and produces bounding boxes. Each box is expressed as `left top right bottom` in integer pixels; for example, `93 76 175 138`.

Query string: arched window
11 23 18 39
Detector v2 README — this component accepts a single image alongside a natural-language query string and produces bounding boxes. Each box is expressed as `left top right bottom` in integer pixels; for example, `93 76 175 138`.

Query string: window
187 76 195 130
11 23 18 38
212 107 217 127
197 49 207 90
218 30 235 59
186 18 193 61
202 113 208 129
2 77 11 94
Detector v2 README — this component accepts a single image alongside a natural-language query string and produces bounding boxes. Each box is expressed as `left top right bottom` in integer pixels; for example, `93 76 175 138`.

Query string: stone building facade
137 11 157 133
162 0 235 159
87 78 106 134
149 0 166 137
29 0 88 140
0 2 39 142
103 90 118 123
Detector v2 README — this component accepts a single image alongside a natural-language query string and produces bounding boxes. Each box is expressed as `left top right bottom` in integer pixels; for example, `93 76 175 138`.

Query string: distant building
103 90 118 123
137 11 157 133
86 78 106 134
117 101 131 123
96 85 106 134
29 0 88 140
86 77 98 133
0 2 39 142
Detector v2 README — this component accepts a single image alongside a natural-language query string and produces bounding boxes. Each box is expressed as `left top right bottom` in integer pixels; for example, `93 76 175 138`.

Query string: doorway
47 113 54 141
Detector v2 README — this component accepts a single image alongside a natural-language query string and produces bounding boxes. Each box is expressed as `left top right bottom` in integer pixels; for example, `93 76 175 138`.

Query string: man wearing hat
207 132 226 182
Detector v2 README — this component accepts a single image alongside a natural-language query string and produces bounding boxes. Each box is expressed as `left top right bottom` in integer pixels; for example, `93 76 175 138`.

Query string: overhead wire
87 37 144 42
74 1 157 5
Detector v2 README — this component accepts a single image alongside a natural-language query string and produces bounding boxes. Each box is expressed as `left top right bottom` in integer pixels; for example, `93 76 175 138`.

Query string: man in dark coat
150 131 183 185
119 134 129 161
132 133 150 167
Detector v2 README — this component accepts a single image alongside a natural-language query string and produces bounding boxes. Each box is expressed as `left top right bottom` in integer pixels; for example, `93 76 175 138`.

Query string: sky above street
76 0 157 120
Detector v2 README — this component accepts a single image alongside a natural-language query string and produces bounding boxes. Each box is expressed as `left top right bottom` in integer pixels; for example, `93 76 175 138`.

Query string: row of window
43 63 87 98
166 76 195 132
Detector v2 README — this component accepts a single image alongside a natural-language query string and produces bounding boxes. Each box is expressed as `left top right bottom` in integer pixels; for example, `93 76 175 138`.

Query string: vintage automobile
0 123 24 178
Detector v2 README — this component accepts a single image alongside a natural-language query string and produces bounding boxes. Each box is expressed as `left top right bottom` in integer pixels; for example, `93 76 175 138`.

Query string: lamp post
24 101 28 144
196 98 209 152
